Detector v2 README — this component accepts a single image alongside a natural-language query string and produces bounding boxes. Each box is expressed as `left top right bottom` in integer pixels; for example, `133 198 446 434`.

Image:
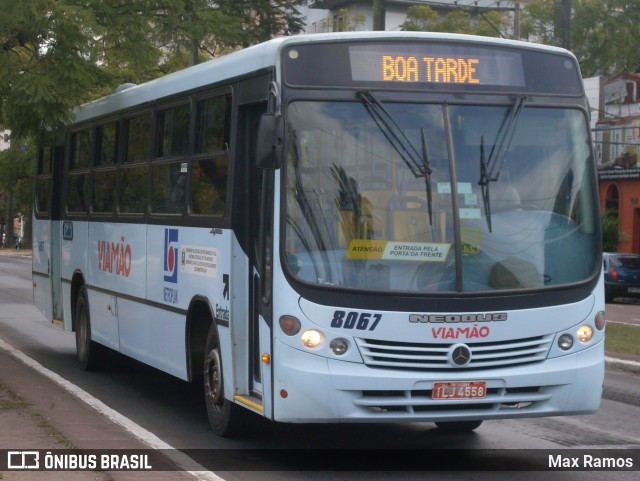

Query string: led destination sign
381 55 480 84
349 44 525 87
283 40 583 95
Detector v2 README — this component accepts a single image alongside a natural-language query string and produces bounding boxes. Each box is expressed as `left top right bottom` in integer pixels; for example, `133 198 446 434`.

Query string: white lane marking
0 338 224 481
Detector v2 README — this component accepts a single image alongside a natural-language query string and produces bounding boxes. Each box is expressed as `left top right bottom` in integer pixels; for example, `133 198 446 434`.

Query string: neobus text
409 313 507 323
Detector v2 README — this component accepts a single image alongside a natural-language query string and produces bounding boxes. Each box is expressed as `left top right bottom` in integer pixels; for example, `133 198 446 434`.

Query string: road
0 254 639 480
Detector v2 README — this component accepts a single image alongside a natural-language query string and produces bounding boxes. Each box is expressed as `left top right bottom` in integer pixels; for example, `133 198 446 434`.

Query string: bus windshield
284 100 599 294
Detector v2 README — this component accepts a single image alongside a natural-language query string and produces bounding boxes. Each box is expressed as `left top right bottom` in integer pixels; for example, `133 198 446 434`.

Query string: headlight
576 325 594 343
558 334 573 350
301 329 324 348
330 338 349 355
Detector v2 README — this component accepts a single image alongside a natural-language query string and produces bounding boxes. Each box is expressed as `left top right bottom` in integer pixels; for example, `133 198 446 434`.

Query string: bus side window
36 145 53 215
119 114 150 214
67 129 92 214
191 94 231 217
152 162 186 214
92 122 118 214
191 157 228 216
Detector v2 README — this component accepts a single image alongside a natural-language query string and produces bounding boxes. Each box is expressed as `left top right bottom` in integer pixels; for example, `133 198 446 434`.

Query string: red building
595 72 640 253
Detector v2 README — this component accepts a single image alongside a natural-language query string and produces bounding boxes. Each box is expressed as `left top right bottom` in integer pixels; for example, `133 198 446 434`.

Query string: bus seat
360 189 392 240
388 196 433 242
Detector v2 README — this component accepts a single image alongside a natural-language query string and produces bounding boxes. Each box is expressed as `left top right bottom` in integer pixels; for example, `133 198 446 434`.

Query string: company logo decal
164 228 179 283
409 313 507 323
97 236 132 277
432 325 490 339
449 344 472 367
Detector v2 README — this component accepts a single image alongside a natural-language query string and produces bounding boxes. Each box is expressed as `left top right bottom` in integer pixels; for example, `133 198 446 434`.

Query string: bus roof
73 31 576 125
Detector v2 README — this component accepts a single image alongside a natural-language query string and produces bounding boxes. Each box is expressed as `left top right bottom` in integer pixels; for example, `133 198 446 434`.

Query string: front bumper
272 338 604 423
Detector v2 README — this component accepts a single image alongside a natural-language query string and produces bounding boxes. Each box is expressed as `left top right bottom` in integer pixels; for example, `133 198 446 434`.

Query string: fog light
595 311 606 330
301 329 324 348
577 325 593 343
330 338 349 355
279 315 301 336
558 334 573 350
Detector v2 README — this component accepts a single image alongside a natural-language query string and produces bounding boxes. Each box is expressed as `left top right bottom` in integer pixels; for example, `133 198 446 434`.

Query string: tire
74 285 104 370
203 323 245 437
435 420 483 432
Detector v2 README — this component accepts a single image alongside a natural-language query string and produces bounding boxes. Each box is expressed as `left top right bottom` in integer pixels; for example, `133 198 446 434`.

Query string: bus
33 32 605 436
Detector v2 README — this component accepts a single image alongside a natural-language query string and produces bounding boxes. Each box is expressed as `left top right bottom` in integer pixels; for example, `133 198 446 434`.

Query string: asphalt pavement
0 247 639 480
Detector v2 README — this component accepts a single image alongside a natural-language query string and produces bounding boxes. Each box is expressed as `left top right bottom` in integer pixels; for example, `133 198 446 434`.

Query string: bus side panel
144 225 234 381
87 222 146 354
32 214 53 322
118 300 188 380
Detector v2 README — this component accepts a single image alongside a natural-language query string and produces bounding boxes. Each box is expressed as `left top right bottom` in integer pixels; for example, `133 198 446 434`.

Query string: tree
0 1 305 140
0 141 34 247
522 0 640 77
400 5 509 38
319 8 365 32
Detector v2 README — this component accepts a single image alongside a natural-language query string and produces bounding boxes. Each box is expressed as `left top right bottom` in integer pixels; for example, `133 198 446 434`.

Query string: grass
0 399 28 410
605 322 640 356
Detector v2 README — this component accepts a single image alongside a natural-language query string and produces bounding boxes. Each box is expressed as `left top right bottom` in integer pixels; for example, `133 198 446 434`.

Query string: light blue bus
33 32 605 436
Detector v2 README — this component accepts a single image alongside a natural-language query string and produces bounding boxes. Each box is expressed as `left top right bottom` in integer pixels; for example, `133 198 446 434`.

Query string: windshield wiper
358 90 433 225
478 95 525 232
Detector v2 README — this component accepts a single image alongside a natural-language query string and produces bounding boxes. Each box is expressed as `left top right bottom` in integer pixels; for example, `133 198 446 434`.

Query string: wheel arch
70 270 86 332
186 295 217 382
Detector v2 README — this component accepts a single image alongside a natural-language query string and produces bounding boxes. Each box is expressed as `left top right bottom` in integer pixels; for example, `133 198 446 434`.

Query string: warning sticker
180 246 218 278
346 240 451 262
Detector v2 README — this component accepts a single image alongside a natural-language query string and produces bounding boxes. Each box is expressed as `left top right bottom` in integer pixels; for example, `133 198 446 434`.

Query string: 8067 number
331 310 382 331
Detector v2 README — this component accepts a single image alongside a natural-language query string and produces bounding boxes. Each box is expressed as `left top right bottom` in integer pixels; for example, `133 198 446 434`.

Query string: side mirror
256 113 284 170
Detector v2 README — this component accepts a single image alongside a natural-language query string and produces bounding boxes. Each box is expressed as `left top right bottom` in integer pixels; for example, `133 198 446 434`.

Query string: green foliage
0 0 305 235
400 5 508 37
522 0 640 77
0 140 34 234
319 8 365 32
0 0 305 140
601 209 625 252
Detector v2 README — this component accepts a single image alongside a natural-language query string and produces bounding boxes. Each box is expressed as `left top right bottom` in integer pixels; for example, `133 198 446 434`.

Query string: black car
603 252 640 303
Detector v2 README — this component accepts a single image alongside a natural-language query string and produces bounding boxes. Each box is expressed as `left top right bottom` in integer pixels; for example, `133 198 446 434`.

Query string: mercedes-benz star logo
450 344 472 367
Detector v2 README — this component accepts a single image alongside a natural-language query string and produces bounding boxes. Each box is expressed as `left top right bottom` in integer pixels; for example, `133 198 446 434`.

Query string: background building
299 0 518 33
594 73 640 253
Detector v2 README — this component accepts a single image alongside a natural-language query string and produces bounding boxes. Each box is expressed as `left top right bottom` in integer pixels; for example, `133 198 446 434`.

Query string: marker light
279 315 301 336
577 325 594 343
301 329 324 348
595 311 606 331
558 334 573 351
330 338 349 355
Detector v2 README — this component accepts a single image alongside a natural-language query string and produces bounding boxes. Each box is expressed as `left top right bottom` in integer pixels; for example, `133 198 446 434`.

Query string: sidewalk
0 346 199 481
0 248 200 480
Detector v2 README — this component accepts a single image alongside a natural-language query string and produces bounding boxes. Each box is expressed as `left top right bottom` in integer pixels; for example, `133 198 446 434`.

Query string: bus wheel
204 324 243 437
434 420 483 432
74 285 104 370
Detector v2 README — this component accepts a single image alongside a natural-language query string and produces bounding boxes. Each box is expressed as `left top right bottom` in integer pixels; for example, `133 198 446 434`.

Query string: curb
605 356 640 375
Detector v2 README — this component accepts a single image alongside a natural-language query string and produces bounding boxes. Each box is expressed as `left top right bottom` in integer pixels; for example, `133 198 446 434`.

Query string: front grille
355 335 553 371
355 386 545 415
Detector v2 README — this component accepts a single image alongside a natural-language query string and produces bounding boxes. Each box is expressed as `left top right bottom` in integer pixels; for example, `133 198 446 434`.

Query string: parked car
603 252 640 303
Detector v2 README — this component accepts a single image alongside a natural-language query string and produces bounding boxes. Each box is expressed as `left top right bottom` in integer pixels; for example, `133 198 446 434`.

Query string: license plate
432 381 487 400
